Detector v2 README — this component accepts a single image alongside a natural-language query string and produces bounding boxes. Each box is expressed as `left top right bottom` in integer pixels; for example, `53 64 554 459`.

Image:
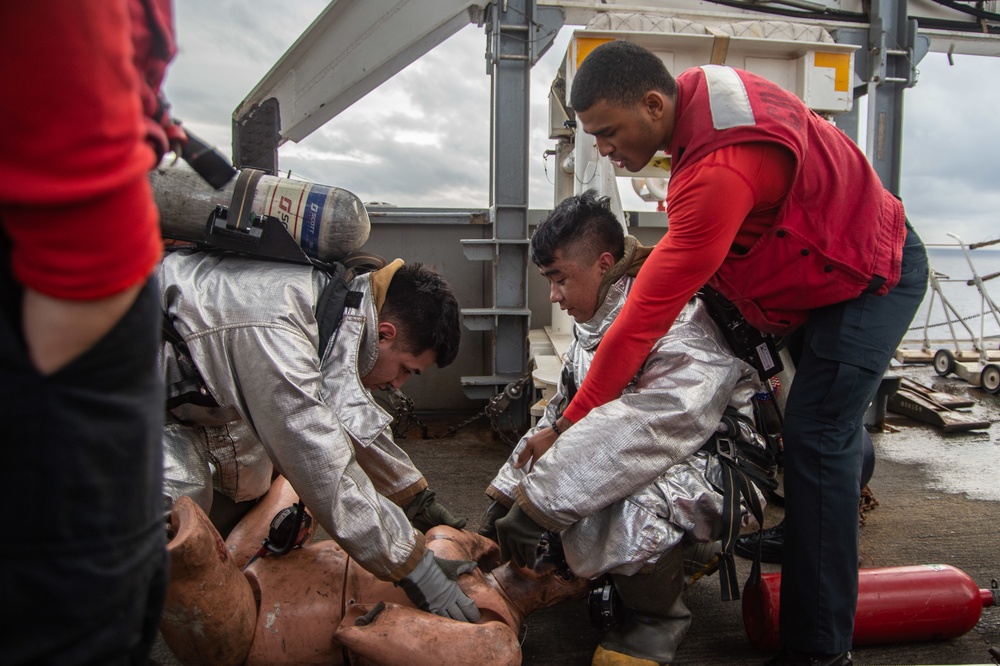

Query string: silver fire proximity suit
158 250 426 581
487 275 767 580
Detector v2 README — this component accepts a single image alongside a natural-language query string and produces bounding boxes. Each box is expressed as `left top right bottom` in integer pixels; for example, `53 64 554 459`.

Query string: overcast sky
163 0 1000 248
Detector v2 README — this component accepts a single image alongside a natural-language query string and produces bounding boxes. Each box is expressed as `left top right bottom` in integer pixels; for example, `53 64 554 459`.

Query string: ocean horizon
906 246 1000 345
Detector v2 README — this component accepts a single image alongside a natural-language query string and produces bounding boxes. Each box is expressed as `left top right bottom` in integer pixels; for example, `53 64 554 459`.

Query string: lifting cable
700 0 1000 34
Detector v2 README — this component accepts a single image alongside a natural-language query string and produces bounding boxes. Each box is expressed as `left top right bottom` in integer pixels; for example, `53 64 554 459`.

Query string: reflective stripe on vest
701 64 756 130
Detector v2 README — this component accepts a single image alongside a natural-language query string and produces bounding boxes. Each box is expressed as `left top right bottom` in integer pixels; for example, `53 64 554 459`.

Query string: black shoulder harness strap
700 406 778 602
315 251 388 356
695 285 783 382
315 261 359 357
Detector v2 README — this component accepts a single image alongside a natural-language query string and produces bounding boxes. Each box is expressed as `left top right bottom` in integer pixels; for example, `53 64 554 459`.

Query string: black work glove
495 503 547 569
397 549 481 623
477 499 511 542
405 488 467 532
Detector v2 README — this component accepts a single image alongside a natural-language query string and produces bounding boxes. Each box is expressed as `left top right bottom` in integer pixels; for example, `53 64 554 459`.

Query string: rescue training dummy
158 250 478 620
161 476 591 665
479 191 777 666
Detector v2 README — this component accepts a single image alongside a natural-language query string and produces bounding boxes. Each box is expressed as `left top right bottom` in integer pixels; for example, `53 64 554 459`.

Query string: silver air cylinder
150 161 370 262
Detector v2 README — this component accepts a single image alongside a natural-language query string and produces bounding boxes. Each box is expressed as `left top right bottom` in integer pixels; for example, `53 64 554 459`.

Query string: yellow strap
706 27 730 65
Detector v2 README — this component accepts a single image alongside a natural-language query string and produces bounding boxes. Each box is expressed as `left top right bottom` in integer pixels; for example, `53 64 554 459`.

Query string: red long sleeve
563 142 795 423
0 1 162 299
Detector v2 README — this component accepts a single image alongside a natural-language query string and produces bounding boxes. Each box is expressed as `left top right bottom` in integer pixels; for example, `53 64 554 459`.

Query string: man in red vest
519 40 928 666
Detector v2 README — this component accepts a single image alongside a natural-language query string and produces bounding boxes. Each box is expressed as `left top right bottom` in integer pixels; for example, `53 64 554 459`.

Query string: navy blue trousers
0 242 167 665
779 223 928 654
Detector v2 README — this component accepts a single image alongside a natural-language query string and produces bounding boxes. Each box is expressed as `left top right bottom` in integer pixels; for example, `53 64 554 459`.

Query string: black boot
735 520 785 564
592 547 691 665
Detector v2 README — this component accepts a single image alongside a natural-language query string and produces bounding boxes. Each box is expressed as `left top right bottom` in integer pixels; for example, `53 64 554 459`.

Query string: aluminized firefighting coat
487 276 765 579
158 250 425 581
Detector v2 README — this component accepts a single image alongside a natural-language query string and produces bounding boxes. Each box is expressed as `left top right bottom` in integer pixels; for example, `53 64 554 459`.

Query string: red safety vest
670 65 906 334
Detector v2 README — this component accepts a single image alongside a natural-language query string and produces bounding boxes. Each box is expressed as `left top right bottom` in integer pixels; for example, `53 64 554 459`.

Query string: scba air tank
743 564 999 651
150 161 370 262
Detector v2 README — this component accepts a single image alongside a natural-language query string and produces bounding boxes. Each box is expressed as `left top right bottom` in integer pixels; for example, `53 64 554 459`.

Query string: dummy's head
570 40 677 173
361 263 461 390
531 190 624 323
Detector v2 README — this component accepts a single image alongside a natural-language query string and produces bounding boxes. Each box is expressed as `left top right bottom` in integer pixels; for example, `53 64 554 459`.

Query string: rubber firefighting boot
592 546 691 666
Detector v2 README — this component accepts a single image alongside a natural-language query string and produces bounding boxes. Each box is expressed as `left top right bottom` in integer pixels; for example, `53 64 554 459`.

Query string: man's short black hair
531 190 625 268
380 264 461 367
570 40 677 112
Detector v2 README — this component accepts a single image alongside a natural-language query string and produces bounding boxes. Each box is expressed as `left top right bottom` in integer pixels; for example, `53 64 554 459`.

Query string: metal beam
542 0 1000 56
461 0 535 407
232 0 490 163
459 1 564 421
864 0 912 194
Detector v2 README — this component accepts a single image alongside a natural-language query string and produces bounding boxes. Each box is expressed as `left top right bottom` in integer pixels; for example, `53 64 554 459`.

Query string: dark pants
0 244 168 665
779 224 928 654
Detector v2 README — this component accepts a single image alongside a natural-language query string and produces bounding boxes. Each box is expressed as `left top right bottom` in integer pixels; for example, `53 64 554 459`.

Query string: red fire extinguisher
743 564 999 651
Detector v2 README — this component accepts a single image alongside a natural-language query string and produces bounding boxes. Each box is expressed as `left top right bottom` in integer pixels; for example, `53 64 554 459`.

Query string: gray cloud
899 53 1000 245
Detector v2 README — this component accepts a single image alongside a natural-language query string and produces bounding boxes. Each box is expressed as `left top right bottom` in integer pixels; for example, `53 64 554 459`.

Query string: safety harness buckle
715 436 738 463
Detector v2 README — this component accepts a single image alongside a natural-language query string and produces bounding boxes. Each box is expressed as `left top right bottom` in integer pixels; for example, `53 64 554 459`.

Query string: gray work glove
397 549 481 623
495 503 546 569
476 499 510 543
405 488 467 533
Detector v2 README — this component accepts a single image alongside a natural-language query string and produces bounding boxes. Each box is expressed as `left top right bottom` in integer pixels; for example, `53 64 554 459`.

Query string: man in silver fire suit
481 190 769 664
158 249 480 622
